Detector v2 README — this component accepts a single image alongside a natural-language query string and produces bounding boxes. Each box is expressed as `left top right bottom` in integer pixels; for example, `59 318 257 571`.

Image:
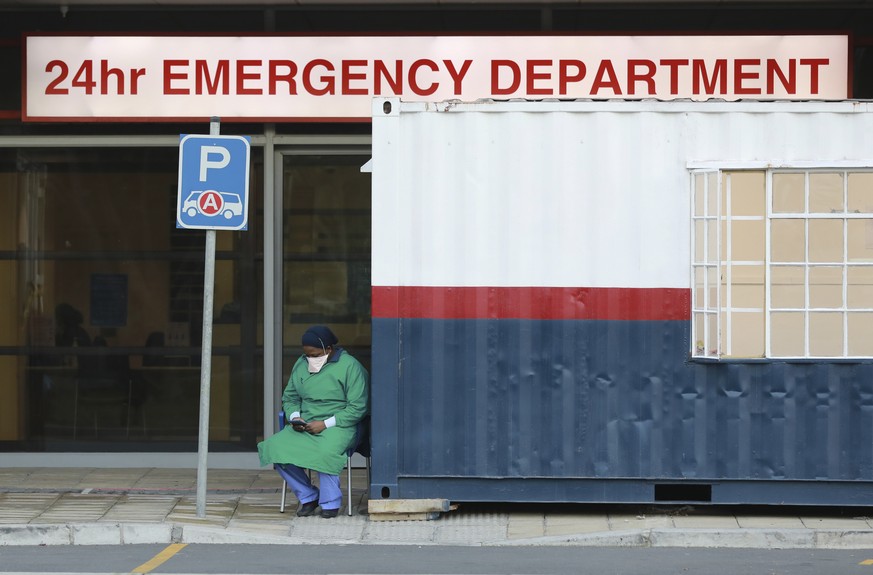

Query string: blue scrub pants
275 463 341 510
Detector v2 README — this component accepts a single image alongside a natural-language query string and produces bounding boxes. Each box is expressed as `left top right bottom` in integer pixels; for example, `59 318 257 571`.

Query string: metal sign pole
195 116 220 518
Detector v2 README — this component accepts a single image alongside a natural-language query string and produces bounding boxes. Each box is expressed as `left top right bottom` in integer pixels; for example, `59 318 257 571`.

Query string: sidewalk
2 467 873 549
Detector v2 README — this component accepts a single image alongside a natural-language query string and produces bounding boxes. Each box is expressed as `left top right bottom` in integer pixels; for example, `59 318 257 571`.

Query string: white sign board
25 35 849 121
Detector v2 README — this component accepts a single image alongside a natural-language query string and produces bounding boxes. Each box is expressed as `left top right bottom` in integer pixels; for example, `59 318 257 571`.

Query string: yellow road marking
130 543 188 574
859 559 873 565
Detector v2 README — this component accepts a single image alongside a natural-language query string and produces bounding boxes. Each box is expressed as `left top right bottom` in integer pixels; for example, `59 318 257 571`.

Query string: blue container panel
371 318 873 502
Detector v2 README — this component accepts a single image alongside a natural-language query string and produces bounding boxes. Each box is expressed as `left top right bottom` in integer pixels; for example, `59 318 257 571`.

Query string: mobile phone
290 418 307 429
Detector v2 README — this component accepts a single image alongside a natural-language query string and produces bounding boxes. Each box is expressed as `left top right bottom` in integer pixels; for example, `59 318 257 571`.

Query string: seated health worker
258 325 369 518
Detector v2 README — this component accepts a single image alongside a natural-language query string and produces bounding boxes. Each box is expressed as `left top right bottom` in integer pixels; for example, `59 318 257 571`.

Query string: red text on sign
44 60 146 95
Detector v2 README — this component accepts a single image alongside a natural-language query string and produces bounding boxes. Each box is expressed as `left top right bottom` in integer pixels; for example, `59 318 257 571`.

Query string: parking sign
177 134 251 230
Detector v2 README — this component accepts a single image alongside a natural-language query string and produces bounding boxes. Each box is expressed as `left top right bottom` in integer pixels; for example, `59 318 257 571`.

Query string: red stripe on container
371 286 690 321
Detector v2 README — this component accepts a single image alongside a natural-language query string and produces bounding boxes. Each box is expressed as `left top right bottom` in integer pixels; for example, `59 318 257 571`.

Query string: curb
495 528 873 549
3 523 873 548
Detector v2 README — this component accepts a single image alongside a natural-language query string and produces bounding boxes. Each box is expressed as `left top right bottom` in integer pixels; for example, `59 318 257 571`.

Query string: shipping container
369 98 873 505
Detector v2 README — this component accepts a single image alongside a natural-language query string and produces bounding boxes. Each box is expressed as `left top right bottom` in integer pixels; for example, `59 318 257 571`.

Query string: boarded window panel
773 173 805 213
848 173 873 214
731 220 765 261
809 219 844 263
809 173 844 214
694 220 705 263
729 171 766 217
694 267 705 308
848 312 873 356
809 312 844 357
731 264 765 309
707 173 718 217
771 266 805 309
771 219 806 262
771 312 805 356
730 311 765 357
809 266 843 309
848 219 873 263
848 266 873 309
732 282 765 309
694 174 705 217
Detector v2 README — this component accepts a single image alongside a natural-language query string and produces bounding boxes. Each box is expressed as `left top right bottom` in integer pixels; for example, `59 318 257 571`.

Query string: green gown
257 348 369 476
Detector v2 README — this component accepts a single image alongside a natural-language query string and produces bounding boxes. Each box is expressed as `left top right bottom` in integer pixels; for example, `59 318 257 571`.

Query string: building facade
1 1 872 479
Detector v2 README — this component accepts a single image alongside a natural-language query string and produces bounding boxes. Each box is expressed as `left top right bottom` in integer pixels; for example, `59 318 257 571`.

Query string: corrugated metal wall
370 100 873 504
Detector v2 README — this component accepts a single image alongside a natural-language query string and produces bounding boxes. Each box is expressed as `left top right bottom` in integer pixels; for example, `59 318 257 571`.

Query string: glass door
280 150 373 383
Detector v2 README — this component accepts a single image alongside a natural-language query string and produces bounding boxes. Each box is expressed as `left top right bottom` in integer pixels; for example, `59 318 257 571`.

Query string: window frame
690 165 873 361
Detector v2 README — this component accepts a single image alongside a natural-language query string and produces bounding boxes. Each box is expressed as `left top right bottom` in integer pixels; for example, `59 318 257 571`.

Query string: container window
692 168 873 359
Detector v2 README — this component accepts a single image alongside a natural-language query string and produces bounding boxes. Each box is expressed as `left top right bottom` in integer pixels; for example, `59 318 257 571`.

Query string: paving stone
0 493 61 523
507 513 545 539
736 515 806 529
226 519 292 536
166 496 237 526
546 514 611 536
76 468 150 489
672 515 740 529
363 520 436 543
609 513 674 530
34 493 117 523
435 524 508 544
100 494 178 522
800 517 872 529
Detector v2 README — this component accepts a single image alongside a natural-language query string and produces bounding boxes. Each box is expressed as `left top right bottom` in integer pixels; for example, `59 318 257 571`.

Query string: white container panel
371 99 873 289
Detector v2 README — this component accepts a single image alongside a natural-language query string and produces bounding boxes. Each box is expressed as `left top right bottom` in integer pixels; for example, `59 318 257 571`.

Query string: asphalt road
2 544 873 575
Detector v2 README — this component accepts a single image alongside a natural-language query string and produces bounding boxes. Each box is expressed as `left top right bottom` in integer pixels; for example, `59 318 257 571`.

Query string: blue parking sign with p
177 134 251 231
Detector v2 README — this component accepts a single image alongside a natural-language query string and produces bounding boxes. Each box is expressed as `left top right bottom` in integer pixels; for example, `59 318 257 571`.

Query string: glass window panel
848 219 873 263
809 266 843 309
693 313 705 355
773 173 805 213
706 219 718 263
694 220 705 263
848 266 873 309
694 267 705 308
809 173 844 214
707 312 718 356
848 173 873 214
731 219 765 261
808 219 843 263
848 312 873 356
771 219 806 262
694 174 704 217
0 147 265 450
771 266 805 309
770 312 805 356
729 171 765 217
707 173 718 217
729 311 765 357
809 312 843 357
707 266 718 310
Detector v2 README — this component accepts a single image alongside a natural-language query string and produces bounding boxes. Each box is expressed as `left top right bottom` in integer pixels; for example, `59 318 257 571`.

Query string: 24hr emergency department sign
24 35 849 121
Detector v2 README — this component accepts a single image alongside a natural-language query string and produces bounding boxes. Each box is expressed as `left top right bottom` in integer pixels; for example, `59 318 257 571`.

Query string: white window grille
691 168 873 359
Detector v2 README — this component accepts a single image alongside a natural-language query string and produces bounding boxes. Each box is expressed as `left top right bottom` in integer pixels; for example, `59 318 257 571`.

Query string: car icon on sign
183 191 243 219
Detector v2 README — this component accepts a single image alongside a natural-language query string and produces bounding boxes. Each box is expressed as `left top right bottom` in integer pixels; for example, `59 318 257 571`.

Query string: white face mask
306 351 330 373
